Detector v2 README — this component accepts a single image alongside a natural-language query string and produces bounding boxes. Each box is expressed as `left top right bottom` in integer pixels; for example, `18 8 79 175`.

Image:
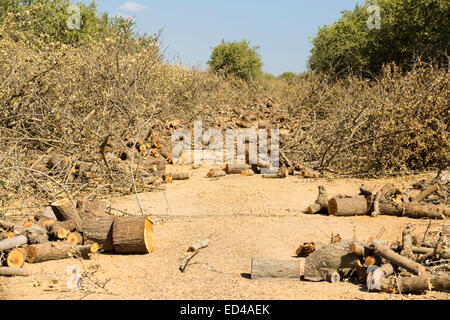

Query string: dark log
251 258 300 281
112 216 154 254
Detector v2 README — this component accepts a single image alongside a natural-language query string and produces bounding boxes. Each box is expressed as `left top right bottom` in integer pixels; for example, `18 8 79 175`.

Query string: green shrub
308 0 450 76
208 39 263 81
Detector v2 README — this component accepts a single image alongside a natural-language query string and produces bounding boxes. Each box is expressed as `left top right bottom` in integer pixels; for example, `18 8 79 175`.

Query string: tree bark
82 216 115 252
328 196 371 216
51 199 84 232
26 225 49 244
112 216 154 254
370 240 426 276
251 258 300 281
0 235 28 252
48 221 76 240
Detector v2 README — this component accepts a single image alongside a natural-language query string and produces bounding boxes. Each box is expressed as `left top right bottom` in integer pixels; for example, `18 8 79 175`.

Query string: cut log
207 169 226 178
76 199 108 218
163 172 190 181
412 184 440 203
262 167 289 179
112 216 154 254
188 239 210 252
25 242 98 263
328 196 371 216
48 221 76 240
370 240 426 276
0 267 28 277
378 201 448 219
0 235 28 252
403 202 447 220
51 199 84 232
6 248 26 268
82 216 115 252
400 224 414 259
307 186 329 214
251 258 300 281
67 232 83 245
225 164 251 174
304 243 362 282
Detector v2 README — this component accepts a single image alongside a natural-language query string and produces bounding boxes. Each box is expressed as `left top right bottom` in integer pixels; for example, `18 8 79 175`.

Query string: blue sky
87 1 365 75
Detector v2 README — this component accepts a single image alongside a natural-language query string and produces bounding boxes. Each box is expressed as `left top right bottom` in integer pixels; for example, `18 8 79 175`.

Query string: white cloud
120 2 149 12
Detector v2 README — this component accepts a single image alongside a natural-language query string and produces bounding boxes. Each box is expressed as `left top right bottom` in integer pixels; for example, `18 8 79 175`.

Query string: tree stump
112 216 154 254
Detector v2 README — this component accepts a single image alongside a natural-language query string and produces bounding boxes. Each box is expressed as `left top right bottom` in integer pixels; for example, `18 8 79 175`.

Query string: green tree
278 72 296 81
208 39 263 81
308 0 450 76
0 0 107 44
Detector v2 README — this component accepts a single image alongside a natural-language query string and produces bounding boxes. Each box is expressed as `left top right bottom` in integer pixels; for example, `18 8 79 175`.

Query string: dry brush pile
0 9 449 206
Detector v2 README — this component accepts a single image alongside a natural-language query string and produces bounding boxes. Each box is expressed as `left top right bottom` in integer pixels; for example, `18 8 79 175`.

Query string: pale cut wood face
144 217 154 253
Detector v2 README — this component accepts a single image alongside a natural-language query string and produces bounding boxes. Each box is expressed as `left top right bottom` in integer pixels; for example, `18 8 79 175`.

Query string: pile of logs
306 184 449 220
251 225 449 295
0 198 154 277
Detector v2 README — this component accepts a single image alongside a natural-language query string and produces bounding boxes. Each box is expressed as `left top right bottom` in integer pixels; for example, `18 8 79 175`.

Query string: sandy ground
1 165 449 300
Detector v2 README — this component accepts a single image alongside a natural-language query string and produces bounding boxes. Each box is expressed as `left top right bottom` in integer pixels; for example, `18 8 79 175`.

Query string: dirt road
1 166 448 300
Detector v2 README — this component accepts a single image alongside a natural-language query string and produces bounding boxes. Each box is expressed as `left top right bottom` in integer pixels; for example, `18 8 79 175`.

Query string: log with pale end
25 242 98 263
112 216 154 254
307 186 328 214
207 169 226 178
67 232 83 245
251 258 300 281
225 164 251 175
328 196 371 216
